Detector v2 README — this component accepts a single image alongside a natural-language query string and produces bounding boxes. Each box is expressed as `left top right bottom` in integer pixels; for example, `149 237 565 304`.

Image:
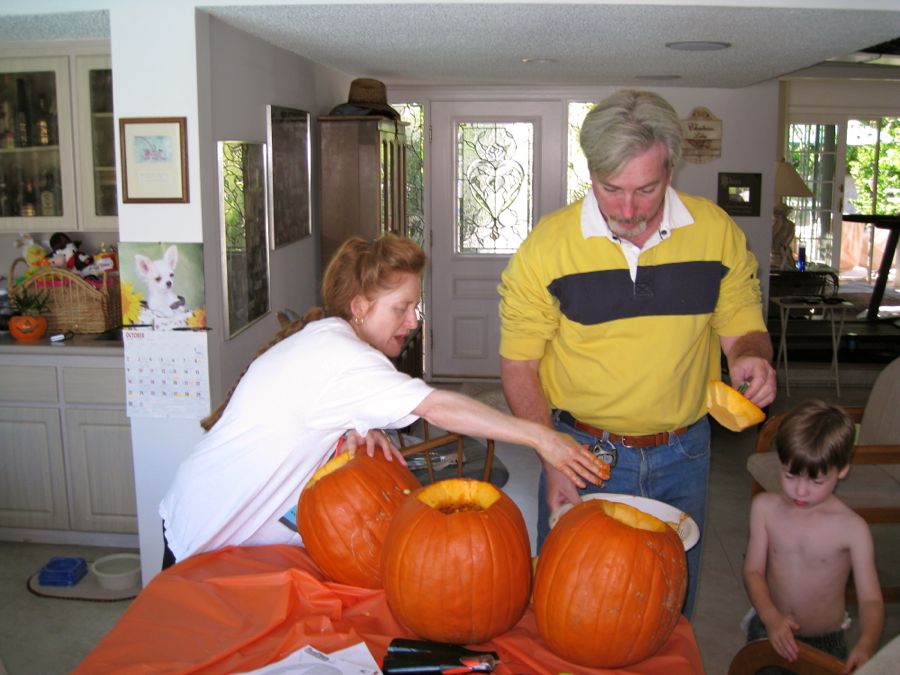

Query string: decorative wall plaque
681 107 722 164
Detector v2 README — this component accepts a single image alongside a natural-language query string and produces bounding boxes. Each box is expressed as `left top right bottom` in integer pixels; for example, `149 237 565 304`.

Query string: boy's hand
844 646 872 674
764 612 800 662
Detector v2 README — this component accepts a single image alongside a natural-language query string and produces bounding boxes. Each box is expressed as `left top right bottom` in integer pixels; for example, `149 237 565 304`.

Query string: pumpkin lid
706 379 765 432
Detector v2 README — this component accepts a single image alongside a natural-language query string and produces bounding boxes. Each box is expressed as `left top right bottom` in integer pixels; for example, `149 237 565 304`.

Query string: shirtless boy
743 399 884 673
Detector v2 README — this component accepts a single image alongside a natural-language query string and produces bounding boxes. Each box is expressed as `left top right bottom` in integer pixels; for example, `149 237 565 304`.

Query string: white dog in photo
135 244 187 319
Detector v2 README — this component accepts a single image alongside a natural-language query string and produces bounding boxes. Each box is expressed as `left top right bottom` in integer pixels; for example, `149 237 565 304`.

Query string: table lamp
771 160 813 269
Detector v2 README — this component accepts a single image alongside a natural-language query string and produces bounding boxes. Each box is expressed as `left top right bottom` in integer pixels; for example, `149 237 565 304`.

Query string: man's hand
721 332 776 407
341 429 406 464
543 463 584 516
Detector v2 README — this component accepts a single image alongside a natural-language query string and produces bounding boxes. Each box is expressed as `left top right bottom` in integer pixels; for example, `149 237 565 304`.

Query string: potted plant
9 285 51 342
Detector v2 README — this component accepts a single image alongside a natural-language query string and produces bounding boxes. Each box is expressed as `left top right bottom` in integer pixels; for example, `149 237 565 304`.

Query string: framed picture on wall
717 172 761 217
119 117 189 203
266 105 311 248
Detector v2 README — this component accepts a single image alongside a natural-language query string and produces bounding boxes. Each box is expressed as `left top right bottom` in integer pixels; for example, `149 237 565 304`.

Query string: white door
428 101 564 380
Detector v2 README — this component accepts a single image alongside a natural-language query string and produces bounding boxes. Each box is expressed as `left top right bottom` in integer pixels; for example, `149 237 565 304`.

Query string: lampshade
774 160 813 199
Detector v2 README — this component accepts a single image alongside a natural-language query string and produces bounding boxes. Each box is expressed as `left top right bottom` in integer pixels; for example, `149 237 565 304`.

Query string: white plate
549 493 700 551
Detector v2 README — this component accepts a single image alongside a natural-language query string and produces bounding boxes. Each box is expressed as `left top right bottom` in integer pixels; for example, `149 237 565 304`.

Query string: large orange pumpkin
297 449 420 588
533 500 687 668
381 479 531 644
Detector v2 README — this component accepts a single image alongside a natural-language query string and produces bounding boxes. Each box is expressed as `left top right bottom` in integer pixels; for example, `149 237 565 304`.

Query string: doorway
427 100 565 380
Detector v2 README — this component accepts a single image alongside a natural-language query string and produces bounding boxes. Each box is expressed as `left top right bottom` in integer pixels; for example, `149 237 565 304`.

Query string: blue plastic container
37 556 88 587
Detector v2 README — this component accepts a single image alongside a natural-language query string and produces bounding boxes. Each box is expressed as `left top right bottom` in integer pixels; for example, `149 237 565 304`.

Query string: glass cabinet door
0 56 74 230
75 55 117 231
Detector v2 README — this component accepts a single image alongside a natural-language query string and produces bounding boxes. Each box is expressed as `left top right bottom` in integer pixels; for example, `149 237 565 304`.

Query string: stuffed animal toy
73 250 99 279
47 232 81 270
13 233 50 283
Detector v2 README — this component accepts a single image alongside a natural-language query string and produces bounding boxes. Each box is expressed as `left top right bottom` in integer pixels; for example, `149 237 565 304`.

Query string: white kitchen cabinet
0 45 116 232
0 339 136 545
65 408 136 533
0 405 68 530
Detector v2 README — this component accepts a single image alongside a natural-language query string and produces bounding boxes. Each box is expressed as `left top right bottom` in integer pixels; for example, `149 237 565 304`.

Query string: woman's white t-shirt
159 318 433 560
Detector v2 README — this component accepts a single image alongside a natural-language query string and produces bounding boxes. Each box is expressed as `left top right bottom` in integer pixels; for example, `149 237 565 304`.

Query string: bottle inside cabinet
0 70 63 220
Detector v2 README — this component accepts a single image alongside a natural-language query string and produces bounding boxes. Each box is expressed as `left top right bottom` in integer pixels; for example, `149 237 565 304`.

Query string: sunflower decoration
120 281 144 326
186 306 207 329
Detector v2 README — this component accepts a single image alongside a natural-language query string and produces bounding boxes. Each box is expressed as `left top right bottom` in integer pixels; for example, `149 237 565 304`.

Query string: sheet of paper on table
238 643 382 674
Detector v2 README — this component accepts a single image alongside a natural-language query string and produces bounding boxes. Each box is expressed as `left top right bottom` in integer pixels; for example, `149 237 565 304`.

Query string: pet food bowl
38 556 88 587
91 553 141 591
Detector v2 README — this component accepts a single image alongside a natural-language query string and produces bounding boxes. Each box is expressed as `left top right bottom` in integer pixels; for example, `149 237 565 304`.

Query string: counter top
0 332 123 356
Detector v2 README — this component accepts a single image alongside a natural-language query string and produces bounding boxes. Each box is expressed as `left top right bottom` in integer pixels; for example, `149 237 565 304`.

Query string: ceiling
1 4 899 89
203 3 900 88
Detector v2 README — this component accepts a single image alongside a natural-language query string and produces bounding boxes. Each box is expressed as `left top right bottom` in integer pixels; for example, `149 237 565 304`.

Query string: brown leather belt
557 411 689 448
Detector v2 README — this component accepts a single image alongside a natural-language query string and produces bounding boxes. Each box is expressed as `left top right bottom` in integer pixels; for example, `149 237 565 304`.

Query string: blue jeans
539 412 711 618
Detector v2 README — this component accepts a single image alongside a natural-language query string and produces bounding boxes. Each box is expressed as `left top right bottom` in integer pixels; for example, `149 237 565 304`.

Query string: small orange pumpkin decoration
381 479 531 644
9 315 48 342
297 449 420 588
533 500 687 668
706 379 765 432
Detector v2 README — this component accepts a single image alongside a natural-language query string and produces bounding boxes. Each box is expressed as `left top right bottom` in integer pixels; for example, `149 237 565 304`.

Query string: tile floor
0 376 898 674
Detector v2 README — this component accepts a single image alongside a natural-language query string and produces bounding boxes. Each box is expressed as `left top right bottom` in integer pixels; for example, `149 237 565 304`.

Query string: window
787 117 899 281
786 123 839 267
455 121 533 254
567 101 595 204
395 102 425 247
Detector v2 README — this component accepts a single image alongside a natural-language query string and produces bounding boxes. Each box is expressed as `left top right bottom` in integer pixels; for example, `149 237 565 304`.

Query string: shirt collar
580 186 694 243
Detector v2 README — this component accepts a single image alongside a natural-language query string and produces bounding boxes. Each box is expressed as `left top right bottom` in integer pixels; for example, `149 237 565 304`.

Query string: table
771 297 853 396
841 214 900 322
73 544 704 675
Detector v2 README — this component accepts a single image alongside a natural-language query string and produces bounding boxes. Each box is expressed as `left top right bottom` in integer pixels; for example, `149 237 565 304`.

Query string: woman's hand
341 429 407 464
537 428 610 489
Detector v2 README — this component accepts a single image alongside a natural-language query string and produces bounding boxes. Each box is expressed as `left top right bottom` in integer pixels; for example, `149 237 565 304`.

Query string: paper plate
549 493 700 551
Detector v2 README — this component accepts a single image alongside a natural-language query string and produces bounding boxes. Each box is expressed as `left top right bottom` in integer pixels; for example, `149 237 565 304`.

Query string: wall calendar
123 329 210 418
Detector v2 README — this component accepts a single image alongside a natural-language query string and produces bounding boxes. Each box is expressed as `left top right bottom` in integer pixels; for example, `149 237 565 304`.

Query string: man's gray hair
579 90 683 181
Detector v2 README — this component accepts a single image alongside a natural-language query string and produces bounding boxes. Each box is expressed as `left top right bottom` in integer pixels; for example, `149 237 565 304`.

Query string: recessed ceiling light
666 41 732 51
521 57 558 64
635 74 682 81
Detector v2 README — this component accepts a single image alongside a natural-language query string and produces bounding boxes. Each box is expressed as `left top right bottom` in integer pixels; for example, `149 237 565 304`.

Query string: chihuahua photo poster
119 242 207 330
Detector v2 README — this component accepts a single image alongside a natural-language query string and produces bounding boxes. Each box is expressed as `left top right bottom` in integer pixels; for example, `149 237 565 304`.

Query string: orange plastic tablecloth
74 545 704 675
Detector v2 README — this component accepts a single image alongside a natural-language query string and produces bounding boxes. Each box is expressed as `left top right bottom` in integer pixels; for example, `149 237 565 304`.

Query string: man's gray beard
608 217 649 239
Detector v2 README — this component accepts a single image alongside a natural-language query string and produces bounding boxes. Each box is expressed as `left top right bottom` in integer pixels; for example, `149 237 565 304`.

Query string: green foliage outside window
395 102 425 246
846 117 900 216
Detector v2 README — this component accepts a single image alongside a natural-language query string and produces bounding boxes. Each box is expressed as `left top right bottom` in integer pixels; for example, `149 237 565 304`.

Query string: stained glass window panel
567 101 595 204
456 121 533 255
394 102 425 247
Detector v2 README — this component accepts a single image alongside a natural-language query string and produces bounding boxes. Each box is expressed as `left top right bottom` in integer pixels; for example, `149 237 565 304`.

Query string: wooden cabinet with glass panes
318 116 407 269
0 51 116 232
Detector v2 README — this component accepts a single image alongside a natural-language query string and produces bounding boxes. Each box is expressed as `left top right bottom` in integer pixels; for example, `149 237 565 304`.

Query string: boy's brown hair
775 399 855 478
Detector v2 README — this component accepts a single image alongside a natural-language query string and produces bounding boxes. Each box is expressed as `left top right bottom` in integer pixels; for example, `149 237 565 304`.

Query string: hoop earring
353 315 364 327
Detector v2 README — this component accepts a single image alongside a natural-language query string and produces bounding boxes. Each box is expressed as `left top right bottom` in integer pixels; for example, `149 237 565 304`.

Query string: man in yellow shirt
498 89 776 617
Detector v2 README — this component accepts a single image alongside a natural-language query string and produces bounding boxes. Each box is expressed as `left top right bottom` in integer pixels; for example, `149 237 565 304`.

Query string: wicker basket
8 258 121 334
